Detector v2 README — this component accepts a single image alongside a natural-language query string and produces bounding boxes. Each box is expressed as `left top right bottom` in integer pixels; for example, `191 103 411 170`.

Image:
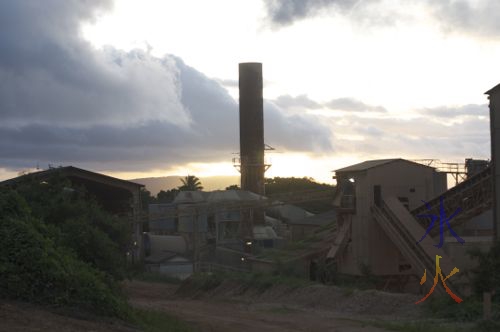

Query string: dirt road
1 280 420 331
125 280 400 332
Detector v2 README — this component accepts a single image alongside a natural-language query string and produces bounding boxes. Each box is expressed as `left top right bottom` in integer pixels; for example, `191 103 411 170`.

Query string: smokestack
486 83 500 240
239 63 265 196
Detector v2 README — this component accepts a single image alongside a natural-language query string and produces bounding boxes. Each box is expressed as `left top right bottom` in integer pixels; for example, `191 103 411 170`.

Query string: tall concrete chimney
486 83 500 240
239 63 265 196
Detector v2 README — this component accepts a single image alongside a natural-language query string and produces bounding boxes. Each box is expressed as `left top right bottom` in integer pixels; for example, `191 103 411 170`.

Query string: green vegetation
1 178 195 330
132 308 193 332
354 317 500 332
265 176 335 213
422 295 500 322
141 187 180 206
178 175 203 191
0 177 199 332
156 188 180 203
468 240 500 295
355 319 476 332
0 187 130 318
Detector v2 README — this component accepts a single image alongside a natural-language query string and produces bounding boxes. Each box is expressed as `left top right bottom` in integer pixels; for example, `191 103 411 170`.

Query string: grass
132 308 193 332
422 295 500 322
358 318 500 332
363 319 475 332
348 294 500 332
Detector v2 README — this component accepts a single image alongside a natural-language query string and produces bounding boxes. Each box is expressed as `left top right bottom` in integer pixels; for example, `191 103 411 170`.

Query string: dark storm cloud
263 0 375 26
325 97 386 112
0 1 188 129
0 0 334 173
0 60 334 171
264 0 500 37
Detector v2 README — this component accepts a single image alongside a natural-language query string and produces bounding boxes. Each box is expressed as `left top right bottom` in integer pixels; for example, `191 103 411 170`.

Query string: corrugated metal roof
335 158 433 173
266 204 313 222
206 189 265 202
0 165 144 188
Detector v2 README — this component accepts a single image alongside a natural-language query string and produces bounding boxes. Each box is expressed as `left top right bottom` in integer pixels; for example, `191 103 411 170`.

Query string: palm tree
178 175 203 191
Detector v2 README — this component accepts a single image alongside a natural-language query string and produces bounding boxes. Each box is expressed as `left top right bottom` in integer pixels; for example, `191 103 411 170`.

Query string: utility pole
193 206 199 272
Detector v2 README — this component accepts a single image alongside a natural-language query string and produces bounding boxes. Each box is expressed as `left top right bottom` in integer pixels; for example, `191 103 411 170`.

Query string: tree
0 184 130 318
157 188 180 203
140 188 156 210
225 184 240 190
264 176 335 213
178 175 203 191
11 176 131 280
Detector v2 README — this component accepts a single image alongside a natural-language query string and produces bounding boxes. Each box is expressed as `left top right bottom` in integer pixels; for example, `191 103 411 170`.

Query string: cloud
325 97 387 112
430 1 500 37
263 0 500 38
271 95 386 113
215 78 239 88
265 101 333 152
0 0 187 128
327 108 490 160
273 94 322 110
417 104 487 118
263 0 377 26
0 0 334 173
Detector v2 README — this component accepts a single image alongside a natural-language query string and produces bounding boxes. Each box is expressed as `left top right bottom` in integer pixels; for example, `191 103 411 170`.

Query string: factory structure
141 62 497 297
3 62 497 296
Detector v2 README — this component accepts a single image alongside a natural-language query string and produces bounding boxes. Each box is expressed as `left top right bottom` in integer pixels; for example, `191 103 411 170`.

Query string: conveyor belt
411 166 492 236
372 197 461 296
326 217 352 259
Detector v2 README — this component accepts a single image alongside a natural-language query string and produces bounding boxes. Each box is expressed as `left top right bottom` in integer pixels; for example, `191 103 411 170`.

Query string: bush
11 177 131 280
468 241 500 295
0 188 130 318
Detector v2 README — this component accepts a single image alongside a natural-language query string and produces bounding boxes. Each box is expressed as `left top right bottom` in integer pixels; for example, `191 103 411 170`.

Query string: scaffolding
411 159 467 186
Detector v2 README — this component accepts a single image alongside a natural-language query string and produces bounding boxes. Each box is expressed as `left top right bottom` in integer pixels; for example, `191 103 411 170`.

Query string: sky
1 0 499 185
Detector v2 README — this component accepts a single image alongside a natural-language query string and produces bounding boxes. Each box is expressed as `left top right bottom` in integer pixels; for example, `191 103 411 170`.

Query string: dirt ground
125 280 421 332
0 300 138 332
0 280 423 331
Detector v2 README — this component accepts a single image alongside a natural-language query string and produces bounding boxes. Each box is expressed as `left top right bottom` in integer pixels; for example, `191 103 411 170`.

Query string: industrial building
0 166 145 261
6 61 495 297
141 62 498 298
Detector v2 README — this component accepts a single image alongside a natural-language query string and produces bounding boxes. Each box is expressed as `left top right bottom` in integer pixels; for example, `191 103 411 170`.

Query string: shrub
0 188 130 318
12 177 131 280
